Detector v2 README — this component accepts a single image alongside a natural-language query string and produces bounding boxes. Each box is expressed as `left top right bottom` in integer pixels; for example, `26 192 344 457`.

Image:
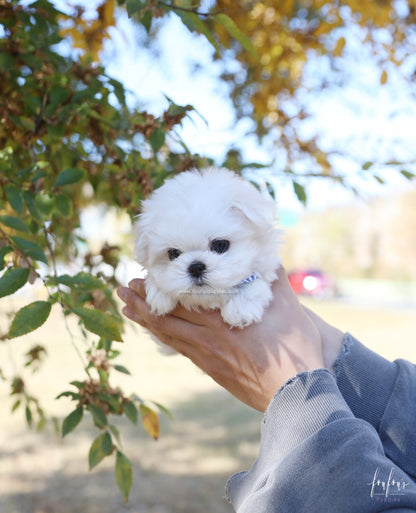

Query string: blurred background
1 0 416 512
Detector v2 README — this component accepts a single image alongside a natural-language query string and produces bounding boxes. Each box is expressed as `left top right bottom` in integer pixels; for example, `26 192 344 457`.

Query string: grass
0 296 415 513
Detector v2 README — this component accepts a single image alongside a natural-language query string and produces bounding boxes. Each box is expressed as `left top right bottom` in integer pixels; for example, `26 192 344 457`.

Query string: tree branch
156 1 218 17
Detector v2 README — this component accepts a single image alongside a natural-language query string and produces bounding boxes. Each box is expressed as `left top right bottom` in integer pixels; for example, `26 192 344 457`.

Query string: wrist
302 305 344 370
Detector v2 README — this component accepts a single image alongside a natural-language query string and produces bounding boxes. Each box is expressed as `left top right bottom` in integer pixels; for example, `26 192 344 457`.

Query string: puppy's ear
133 214 150 266
231 189 277 229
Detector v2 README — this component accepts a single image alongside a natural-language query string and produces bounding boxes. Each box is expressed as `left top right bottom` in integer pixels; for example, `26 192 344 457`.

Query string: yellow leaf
101 0 116 26
59 1 117 61
140 405 159 440
380 69 388 85
334 36 346 57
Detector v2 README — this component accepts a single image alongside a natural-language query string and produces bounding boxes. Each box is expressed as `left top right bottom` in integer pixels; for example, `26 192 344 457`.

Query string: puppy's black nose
188 261 206 279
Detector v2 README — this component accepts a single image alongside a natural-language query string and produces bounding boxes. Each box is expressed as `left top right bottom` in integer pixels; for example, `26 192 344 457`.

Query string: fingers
116 284 210 354
127 278 146 298
125 279 225 328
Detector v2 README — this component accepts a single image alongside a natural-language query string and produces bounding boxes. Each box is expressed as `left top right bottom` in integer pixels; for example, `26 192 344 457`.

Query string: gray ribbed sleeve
334 332 398 429
335 333 416 481
225 348 416 512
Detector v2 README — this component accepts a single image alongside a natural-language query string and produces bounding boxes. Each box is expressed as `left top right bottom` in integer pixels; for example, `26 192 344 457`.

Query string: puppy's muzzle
188 261 206 283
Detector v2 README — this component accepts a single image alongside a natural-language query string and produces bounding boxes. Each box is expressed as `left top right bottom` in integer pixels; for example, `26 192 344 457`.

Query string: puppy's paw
221 281 273 328
145 281 177 316
221 302 263 328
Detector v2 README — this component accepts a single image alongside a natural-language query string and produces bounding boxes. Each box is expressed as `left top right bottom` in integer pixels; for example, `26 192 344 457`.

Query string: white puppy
134 167 282 328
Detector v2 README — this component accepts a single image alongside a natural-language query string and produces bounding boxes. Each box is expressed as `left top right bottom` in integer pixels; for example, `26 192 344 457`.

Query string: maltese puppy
134 167 281 328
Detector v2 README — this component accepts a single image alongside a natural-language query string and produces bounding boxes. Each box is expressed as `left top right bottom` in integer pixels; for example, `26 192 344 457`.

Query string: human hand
117 267 325 412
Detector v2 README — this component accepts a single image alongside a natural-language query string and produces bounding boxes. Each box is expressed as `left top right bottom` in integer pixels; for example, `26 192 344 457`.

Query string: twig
34 92 48 135
156 1 218 16
42 226 91 377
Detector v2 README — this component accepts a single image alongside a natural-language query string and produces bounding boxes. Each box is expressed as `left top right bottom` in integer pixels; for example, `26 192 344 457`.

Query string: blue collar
239 273 259 286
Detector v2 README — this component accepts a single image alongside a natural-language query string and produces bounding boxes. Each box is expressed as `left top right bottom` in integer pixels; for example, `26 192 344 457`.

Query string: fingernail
128 279 141 292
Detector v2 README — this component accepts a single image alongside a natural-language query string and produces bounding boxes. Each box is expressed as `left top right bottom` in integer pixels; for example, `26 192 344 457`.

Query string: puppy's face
136 209 260 297
134 168 279 298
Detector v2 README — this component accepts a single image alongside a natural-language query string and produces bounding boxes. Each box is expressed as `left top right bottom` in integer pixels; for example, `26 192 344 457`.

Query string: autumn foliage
1 0 415 500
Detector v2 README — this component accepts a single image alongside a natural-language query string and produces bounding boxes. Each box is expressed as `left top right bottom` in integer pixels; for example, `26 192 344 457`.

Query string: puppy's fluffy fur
134 167 281 328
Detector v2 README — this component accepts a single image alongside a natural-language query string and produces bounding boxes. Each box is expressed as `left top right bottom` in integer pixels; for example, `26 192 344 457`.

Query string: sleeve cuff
334 333 398 429
260 369 354 463
226 369 354 505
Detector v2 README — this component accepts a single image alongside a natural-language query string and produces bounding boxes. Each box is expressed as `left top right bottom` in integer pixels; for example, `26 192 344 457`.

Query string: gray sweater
225 333 416 512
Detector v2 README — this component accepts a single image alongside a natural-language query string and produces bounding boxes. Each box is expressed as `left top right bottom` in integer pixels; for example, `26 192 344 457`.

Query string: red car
288 269 338 298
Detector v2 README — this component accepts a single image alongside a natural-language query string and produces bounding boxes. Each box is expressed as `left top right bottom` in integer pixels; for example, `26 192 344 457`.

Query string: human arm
226 368 416 512
300 300 416 483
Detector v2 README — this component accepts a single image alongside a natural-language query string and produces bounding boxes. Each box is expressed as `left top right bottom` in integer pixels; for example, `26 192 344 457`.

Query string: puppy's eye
210 239 230 254
168 248 181 261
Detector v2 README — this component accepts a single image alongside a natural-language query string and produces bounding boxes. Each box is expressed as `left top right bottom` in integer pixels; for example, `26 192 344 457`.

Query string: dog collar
239 273 259 286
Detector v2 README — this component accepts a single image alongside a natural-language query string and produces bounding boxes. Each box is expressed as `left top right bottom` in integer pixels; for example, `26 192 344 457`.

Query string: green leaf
23 190 43 221
215 14 258 60
0 246 13 271
49 86 70 109
0 215 29 233
362 161 373 170
62 406 84 437
165 98 193 117
73 307 123 342
26 405 33 427
400 170 415 180
149 127 165 152
89 432 113 470
70 380 86 389
123 400 138 424
35 193 54 217
11 236 48 264
0 267 30 298
0 53 16 70
151 401 173 420
56 391 81 401
177 11 220 56
54 193 73 217
114 364 131 375
98 369 109 384
98 392 120 412
126 0 147 17
108 78 126 106
109 424 122 447
140 9 152 32
293 182 307 205
11 399 21 413
88 404 108 428
115 450 133 502
56 272 104 290
55 168 86 187
47 123 65 139
4 184 24 215
9 301 52 339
